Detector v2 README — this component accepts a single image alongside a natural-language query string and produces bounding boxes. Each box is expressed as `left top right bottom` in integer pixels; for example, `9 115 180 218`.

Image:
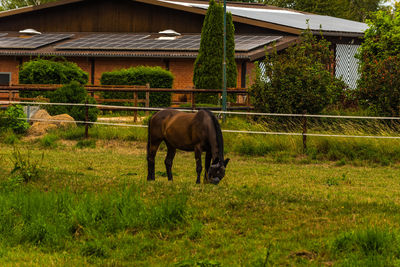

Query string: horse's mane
202 109 224 162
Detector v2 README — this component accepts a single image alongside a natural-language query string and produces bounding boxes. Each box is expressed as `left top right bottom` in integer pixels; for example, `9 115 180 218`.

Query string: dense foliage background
356 5 400 116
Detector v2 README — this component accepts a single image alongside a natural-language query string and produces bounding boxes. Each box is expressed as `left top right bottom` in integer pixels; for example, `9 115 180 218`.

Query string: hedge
100 66 174 107
19 58 89 98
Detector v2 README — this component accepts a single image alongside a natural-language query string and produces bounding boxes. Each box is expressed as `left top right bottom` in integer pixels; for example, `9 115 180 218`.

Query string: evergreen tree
226 12 237 88
193 0 237 104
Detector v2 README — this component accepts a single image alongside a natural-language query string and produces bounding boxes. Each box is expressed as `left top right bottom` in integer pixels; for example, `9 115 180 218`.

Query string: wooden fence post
145 83 150 116
191 91 195 110
302 111 307 153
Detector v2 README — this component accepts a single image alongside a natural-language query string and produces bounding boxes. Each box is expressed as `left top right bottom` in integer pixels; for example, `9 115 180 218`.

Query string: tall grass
0 185 188 250
223 116 400 165
331 227 400 266
55 125 147 142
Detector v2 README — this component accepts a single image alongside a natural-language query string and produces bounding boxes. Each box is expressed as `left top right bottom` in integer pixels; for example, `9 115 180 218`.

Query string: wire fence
2 101 400 143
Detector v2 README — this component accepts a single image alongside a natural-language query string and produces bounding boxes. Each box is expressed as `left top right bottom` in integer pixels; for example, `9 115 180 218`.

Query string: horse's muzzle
209 177 220 185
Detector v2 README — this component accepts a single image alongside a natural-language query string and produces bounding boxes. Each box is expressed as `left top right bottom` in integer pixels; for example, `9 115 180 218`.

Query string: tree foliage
0 0 56 10
261 0 386 22
356 5 400 116
250 29 345 115
193 0 237 104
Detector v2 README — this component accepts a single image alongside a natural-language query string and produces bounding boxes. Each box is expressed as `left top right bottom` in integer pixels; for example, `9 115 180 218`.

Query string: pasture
1 127 400 266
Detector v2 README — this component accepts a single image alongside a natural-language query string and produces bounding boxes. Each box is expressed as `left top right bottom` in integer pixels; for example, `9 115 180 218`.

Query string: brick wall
0 56 19 100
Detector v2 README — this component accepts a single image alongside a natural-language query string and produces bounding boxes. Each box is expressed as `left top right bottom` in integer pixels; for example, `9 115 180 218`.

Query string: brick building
0 0 367 96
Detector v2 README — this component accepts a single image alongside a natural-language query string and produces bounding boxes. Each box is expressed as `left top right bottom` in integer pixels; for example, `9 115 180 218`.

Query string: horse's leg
147 140 161 181
165 144 176 181
204 150 211 183
195 147 202 184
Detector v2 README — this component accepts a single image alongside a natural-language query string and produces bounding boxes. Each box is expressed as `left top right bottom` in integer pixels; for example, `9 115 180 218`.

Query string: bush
356 8 400 116
249 28 345 115
100 66 174 107
46 82 98 123
357 56 400 115
0 105 29 134
19 58 89 98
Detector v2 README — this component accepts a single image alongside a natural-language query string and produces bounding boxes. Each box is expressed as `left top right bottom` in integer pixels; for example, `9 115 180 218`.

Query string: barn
0 0 367 95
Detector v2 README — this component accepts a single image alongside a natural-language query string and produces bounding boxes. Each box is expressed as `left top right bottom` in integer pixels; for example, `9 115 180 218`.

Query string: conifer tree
193 0 237 103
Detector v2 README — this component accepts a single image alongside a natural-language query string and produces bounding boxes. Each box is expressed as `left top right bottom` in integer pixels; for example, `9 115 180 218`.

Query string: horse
146 109 229 185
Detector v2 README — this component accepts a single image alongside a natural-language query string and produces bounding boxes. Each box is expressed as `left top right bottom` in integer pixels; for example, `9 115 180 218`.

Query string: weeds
9 146 43 183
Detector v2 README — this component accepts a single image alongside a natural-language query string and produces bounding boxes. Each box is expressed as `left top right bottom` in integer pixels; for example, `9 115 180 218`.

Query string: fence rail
0 84 251 111
2 100 400 151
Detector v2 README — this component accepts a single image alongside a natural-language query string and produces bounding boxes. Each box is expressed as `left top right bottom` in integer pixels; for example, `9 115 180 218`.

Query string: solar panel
0 33 73 49
55 34 282 52
235 35 282 51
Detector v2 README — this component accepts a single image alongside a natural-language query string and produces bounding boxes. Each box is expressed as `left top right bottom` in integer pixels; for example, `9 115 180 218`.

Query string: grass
1 135 400 265
1 115 400 265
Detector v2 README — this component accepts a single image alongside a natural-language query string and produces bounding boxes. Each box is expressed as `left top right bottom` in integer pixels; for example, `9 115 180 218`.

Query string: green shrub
356 8 400 116
19 58 89 98
100 66 174 107
46 82 98 123
250 28 344 115
0 105 29 134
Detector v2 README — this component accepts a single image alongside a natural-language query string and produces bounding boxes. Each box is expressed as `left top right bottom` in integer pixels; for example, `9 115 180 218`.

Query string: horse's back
148 109 208 151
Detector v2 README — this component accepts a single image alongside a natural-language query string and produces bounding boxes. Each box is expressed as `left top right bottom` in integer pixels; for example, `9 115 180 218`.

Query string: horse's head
208 158 230 185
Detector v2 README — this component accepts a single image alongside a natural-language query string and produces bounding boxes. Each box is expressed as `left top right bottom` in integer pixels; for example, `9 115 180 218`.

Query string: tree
193 0 237 104
0 0 56 9
261 0 386 22
250 28 344 115
356 5 400 116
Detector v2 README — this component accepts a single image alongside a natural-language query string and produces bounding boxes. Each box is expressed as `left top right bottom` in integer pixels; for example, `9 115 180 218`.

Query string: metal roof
160 0 368 36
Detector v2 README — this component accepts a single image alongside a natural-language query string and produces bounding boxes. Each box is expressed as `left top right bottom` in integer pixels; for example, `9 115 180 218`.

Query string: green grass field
1 130 400 266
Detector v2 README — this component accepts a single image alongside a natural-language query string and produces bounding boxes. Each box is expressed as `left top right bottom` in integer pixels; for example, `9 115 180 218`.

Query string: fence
0 84 251 115
2 100 400 153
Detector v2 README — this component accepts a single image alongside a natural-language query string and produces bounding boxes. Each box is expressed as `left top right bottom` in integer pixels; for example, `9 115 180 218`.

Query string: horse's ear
224 158 230 167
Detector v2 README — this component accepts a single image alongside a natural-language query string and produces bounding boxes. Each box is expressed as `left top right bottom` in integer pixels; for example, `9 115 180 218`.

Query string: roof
157 0 367 37
0 0 368 37
0 32 297 61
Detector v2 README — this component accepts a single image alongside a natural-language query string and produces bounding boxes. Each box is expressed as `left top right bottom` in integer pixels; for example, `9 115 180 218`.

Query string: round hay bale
28 122 58 136
30 109 51 124
51 114 77 128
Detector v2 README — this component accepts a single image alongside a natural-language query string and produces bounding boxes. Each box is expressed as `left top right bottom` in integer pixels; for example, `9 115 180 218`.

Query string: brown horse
147 109 229 184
